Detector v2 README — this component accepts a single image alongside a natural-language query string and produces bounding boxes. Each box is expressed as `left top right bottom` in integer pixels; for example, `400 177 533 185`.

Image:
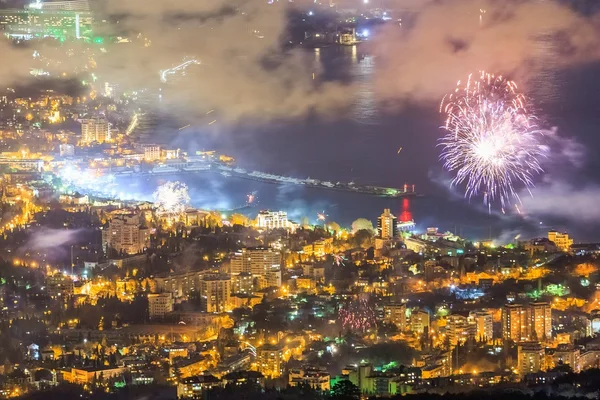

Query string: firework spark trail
439 71 547 211
153 181 191 218
333 253 346 267
339 297 376 333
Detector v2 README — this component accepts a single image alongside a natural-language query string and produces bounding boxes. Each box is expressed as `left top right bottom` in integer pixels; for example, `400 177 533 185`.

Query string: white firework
153 181 191 217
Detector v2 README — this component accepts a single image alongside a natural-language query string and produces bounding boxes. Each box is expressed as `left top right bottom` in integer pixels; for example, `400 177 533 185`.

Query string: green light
93 37 104 44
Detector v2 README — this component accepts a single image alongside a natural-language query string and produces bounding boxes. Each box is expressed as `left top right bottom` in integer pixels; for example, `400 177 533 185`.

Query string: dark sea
117 45 600 243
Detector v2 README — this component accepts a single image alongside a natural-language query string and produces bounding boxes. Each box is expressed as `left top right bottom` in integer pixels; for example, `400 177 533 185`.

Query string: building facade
81 117 110 144
256 210 289 230
377 208 397 240
200 275 231 313
102 213 149 255
548 230 573 252
148 293 174 319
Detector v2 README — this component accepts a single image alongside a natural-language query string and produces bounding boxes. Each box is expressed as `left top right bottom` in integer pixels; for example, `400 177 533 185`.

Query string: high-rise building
503 303 528 342
383 303 407 330
446 314 476 347
257 344 283 378
200 275 231 313
102 213 149 255
470 310 494 342
230 247 281 277
154 270 206 298
256 210 289 230
377 209 397 239
81 117 110 144
548 230 573 252
148 292 174 319
410 309 430 334
529 302 552 341
104 82 120 100
518 342 545 377
231 272 253 295
46 273 74 299
503 302 552 342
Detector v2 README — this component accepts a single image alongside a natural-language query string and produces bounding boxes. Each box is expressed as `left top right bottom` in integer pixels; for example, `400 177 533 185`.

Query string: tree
330 380 360 400
351 218 374 234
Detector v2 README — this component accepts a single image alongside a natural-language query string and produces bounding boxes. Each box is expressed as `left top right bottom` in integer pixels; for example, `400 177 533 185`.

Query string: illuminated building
549 344 580 373
529 302 552 341
257 344 283 378
0 6 92 40
231 272 253 295
289 368 330 391
517 342 545 378
200 275 231 313
142 144 161 162
59 193 88 205
59 144 74 156
377 208 397 239
0 158 43 171
46 273 73 299
503 302 552 342
446 314 476 347
256 210 289 230
147 292 174 319
62 367 128 385
104 82 120 100
410 309 430 334
503 303 528 342
81 117 110 144
296 277 316 292
101 213 149 255
470 310 493 342
154 270 206 298
230 247 281 276
177 375 223 399
548 230 573 252
28 0 90 11
312 239 332 257
383 303 407 330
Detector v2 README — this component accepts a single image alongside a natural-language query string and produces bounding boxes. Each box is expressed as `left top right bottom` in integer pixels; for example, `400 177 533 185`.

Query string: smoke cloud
25 228 84 249
372 0 600 105
0 0 352 123
520 180 600 224
95 0 351 122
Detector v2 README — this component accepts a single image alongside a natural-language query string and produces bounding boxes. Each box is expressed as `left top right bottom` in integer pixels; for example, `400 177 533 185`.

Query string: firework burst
333 253 346 267
339 297 376 333
440 71 547 211
153 181 191 218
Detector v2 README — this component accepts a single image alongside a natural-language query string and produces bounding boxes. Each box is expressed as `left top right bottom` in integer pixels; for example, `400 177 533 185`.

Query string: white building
143 145 161 162
256 210 289 230
81 117 110 144
148 292 174 319
59 144 74 156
